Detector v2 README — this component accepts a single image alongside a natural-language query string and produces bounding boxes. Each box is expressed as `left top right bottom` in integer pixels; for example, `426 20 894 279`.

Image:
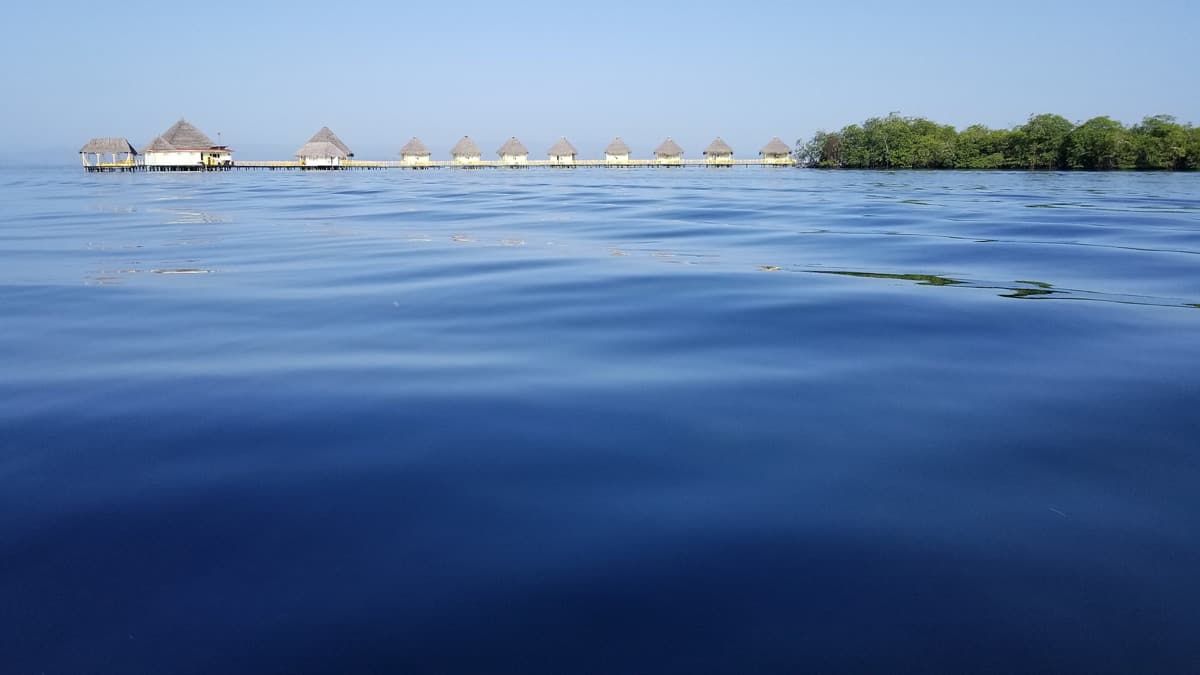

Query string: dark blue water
2 167 1199 674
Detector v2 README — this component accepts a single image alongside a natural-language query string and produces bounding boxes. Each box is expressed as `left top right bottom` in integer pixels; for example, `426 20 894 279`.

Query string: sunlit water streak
1 167 1199 674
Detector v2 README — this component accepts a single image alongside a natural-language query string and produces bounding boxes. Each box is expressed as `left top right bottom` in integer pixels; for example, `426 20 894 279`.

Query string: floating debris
758 265 781 272
811 270 963 286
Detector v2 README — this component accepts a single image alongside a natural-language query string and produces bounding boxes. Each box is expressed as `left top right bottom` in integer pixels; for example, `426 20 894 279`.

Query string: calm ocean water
1 166 1198 673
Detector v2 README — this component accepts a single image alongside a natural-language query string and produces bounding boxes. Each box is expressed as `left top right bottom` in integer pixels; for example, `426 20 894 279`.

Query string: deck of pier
83 160 139 172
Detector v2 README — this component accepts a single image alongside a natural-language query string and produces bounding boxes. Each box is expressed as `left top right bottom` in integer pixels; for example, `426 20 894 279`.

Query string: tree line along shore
797 113 1200 171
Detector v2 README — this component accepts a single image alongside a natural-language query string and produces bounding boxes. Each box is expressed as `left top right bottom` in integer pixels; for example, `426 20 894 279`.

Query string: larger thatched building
400 137 431 165
451 136 482 164
143 119 231 169
79 138 138 170
497 137 529 165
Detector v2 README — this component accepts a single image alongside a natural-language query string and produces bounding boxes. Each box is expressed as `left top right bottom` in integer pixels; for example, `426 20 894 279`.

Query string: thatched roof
308 126 353 157
497 137 529 156
760 137 791 155
399 137 430 155
654 138 684 157
80 137 137 154
703 137 734 156
160 119 217 149
143 136 178 153
451 136 481 156
295 141 348 159
605 137 631 155
547 137 578 156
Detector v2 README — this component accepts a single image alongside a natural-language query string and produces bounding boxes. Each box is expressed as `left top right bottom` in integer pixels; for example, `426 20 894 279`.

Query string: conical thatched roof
497 137 529 156
704 137 734 156
295 141 348 159
160 119 217 149
605 137 631 155
80 138 138 154
308 126 352 157
399 137 430 155
451 136 481 156
760 137 791 155
654 138 684 157
143 136 178 153
547 137 578 156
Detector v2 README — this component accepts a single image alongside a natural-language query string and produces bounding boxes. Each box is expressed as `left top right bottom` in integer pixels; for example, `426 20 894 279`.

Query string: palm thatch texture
654 138 684 158
307 127 353 157
80 138 138 155
142 136 178 153
760 137 791 156
703 137 734 156
158 119 219 149
605 137 632 157
497 137 529 157
451 136 481 157
547 137 578 157
295 141 348 159
399 137 430 156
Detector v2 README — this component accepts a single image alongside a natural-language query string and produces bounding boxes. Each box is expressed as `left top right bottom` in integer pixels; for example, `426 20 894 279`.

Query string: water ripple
2 167 1200 674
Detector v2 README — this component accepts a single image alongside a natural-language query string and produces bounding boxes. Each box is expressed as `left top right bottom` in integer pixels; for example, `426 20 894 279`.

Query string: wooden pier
83 125 799 172
231 158 796 170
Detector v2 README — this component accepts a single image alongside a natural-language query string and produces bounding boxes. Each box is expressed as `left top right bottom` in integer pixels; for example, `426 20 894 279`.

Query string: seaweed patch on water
1000 287 1057 298
810 271 964 286
806 270 1196 309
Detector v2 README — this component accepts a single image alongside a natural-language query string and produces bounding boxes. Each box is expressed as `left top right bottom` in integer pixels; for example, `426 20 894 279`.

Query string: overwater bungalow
547 137 578 165
143 119 231 170
399 137 431 165
451 136 482 165
295 141 348 168
79 138 138 171
760 137 793 165
654 138 684 165
497 137 529 165
703 137 734 165
307 127 353 158
605 137 631 163
295 127 352 167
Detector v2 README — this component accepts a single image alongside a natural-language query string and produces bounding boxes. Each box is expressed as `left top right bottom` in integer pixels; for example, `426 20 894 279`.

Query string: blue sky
4 0 1196 161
